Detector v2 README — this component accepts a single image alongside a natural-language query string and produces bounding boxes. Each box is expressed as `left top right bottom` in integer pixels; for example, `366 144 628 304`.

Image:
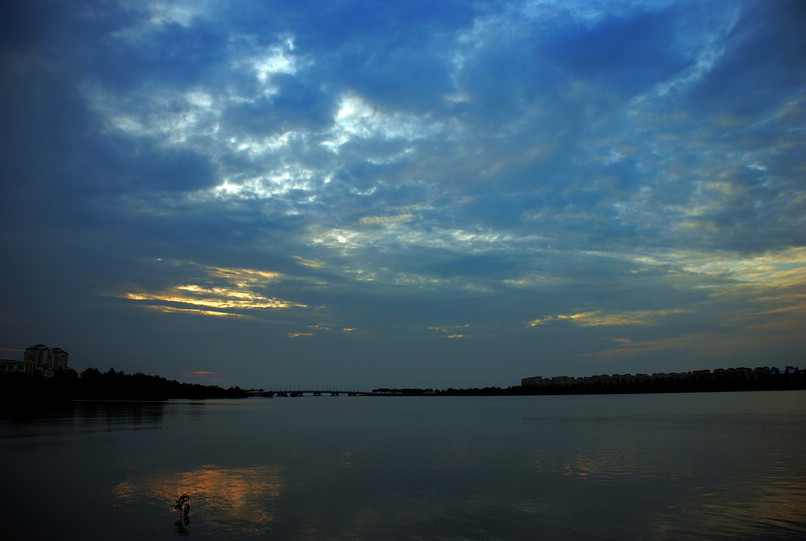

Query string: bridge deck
250 389 376 397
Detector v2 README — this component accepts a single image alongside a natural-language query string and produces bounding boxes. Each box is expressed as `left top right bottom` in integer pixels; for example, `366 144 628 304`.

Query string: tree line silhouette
0 367 249 402
2 364 803 403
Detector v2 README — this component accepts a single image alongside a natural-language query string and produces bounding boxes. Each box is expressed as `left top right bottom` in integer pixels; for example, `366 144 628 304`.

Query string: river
2 391 805 540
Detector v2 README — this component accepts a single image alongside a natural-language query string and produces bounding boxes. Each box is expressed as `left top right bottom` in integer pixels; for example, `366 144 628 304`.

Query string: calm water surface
2 391 805 540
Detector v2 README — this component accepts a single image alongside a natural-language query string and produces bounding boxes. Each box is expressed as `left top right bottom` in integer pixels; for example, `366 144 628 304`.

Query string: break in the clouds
1 0 804 388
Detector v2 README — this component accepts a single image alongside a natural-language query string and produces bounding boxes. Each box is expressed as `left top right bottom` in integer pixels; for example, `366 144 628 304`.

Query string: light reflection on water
649 474 806 540
114 465 285 537
1 392 805 540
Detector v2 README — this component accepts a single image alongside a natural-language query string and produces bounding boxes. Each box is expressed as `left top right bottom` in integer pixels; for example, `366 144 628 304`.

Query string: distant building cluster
521 366 803 393
0 344 69 377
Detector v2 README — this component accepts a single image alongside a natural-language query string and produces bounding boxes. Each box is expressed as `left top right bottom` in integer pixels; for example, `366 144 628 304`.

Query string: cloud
359 214 415 226
2 0 805 386
589 325 798 360
529 309 688 328
542 8 692 98
120 262 307 318
293 256 326 269
429 324 471 339
182 370 222 382
137 305 244 318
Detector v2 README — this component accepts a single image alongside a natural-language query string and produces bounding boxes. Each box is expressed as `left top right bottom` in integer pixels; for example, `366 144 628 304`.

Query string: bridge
248 387 377 397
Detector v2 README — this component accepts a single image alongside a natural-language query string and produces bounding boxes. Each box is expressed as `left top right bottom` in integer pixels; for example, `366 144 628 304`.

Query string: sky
1 0 805 389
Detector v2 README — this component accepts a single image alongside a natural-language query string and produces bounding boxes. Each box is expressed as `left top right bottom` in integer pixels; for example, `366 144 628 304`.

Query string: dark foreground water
2 391 805 540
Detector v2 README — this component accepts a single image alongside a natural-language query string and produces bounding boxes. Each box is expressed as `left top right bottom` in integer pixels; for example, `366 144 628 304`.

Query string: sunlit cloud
504 274 566 288
308 223 533 257
321 93 444 152
677 247 806 285
529 309 687 328
212 170 323 202
126 289 303 311
121 262 307 318
204 266 283 284
246 35 302 94
138 304 243 318
288 332 313 338
293 256 326 269
359 213 415 226
429 324 471 339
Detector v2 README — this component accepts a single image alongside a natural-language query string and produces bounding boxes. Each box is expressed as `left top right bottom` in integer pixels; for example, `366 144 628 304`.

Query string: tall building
51 348 69 370
21 344 69 373
24 344 52 366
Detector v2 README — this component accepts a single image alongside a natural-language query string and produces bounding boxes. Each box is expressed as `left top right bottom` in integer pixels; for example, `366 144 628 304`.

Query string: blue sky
1 0 804 388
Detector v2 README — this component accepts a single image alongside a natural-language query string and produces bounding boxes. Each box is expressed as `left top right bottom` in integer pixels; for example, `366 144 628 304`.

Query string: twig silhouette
174 493 192 536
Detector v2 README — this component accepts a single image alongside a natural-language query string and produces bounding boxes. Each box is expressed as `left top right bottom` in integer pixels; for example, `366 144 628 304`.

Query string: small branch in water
174 493 191 536
174 493 192 514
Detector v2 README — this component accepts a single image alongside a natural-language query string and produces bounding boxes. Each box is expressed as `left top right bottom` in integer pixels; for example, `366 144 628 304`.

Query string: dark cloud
686 0 806 116
324 44 453 113
219 76 335 136
542 8 690 98
429 254 518 278
98 141 216 192
90 20 230 91
288 0 474 50
0 54 90 188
